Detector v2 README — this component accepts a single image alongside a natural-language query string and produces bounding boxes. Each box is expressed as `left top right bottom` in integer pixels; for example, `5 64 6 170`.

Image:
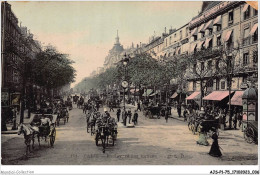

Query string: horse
17 123 40 156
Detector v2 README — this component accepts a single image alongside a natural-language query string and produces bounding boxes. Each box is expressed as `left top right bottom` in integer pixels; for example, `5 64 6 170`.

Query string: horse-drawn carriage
188 113 219 136
18 113 57 155
55 107 69 126
143 105 161 119
65 100 73 110
95 118 118 153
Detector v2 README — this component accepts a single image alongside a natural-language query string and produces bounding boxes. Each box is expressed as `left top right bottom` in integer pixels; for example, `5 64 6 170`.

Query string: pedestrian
183 107 188 122
133 110 138 125
165 109 169 123
238 109 242 128
116 108 121 122
128 109 132 124
209 132 222 157
233 107 238 129
229 107 234 129
109 102 114 112
137 101 141 111
177 103 182 118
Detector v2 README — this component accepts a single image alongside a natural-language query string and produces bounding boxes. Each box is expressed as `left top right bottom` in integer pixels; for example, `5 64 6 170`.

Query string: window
194 35 197 41
193 81 196 91
242 76 247 83
174 33 176 38
244 28 250 38
193 63 197 73
169 37 172 45
208 29 213 36
217 35 222 46
216 79 220 90
254 9 258 16
221 81 226 90
201 62 205 71
180 30 182 40
208 39 213 48
252 28 258 43
228 11 233 25
207 79 213 88
243 52 249 65
208 60 212 69
201 32 205 38
178 48 181 54
215 60 219 70
216 25 222 32
244 6 250 20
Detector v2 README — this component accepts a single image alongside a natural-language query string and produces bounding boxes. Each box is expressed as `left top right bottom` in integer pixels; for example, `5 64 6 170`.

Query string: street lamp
121 53 129 126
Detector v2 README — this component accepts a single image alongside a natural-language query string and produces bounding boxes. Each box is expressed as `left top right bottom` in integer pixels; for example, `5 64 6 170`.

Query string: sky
9 1 202 88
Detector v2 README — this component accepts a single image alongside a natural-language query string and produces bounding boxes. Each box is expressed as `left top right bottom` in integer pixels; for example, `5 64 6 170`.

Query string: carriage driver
39 114 51 134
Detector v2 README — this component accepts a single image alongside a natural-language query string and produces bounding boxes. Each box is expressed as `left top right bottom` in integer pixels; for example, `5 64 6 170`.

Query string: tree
32 46 76 90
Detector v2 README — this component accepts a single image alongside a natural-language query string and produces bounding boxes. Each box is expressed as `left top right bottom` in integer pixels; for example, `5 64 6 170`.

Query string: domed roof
111 44 124 52
242 87 258 100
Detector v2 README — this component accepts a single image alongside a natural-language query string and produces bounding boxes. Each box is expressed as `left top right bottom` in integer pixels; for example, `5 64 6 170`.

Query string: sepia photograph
1 0 259 174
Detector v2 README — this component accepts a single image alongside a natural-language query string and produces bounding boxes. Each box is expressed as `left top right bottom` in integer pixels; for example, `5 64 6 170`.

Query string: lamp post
121 53 129 126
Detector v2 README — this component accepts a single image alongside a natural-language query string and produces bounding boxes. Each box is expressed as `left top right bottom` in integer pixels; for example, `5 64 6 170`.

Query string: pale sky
9 1 202 87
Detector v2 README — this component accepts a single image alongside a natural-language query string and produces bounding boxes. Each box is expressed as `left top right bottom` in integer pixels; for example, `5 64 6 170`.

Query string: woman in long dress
209 132 222 157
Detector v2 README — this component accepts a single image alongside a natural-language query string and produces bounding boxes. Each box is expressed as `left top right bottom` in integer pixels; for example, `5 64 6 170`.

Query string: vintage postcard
1 1 259 174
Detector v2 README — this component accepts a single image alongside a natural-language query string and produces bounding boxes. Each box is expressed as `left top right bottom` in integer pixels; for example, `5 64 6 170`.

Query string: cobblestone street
1 105 258 165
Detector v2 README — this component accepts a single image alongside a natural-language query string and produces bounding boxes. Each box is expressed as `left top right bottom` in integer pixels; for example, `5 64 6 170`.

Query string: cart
144 106 161 119
29 114 57 147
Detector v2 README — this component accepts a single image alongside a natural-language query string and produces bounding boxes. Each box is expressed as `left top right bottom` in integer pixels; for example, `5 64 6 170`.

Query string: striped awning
191 27 198 36
250 23 258 35
186 91 200 100
213 15 221 25
204 19 213 30
198 23 205 33
204 38 212 48
203 91 233 101
225 30 233 42
242 4 249 12
228 91 244 106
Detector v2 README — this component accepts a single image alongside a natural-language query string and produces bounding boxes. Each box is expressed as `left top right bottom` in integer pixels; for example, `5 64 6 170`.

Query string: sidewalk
2 109 31 135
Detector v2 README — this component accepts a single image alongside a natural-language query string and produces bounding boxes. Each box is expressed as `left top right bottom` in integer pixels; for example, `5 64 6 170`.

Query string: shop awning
198 23 205 33
191 27 198 36
213 15 221 25
186 91 200 100
203 91 233 101
242 3 249 13
250 23 258 35
142 89 153 96
190 43 197 53
204 38 212 48
198 40 205 49
225 30 233 42
228 91 244 106
204 19 213 30
170 92 178 99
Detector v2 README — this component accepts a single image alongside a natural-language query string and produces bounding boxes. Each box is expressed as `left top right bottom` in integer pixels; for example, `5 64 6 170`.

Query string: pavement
1 104 257 165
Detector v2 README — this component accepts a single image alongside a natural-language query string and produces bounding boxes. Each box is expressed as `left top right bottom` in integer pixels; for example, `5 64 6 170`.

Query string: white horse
17 123 40 156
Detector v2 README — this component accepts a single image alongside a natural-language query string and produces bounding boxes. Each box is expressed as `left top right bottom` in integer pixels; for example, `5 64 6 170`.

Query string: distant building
103 31 124 69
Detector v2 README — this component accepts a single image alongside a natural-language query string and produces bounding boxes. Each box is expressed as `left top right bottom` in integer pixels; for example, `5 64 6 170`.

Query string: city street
1 105 258 165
